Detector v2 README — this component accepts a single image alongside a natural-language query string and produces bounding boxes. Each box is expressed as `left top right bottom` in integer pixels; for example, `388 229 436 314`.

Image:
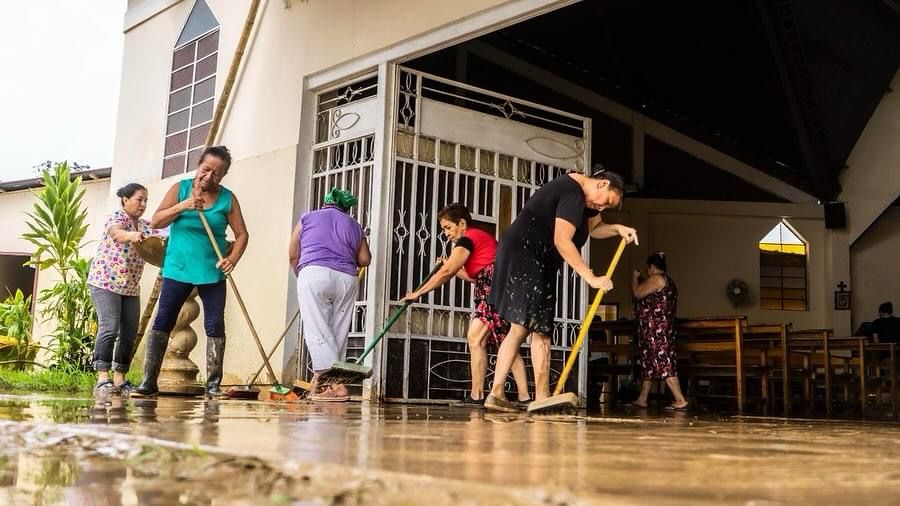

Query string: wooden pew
866 342 897 419
788 329 834 415
677 316 748 414
743 323 792 416
588 320 638 404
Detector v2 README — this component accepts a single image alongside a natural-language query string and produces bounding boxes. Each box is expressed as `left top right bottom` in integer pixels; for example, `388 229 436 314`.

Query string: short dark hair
880 302 893 315
437 202 472 225
647 251 667 272
590 163 625 196
199 145 232 174
116 183 147 205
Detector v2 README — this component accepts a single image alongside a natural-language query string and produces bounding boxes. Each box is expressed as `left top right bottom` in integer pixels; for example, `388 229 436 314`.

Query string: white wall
114 0 514 382
0 179 112 355
594 198 830 330
841 69 900 244
851 207 900 328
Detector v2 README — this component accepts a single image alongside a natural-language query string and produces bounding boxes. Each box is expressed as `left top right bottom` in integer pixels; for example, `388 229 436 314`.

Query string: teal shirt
162 178 233 284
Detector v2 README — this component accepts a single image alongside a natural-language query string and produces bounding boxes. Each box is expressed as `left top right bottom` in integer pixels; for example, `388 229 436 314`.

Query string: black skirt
488 209 562 336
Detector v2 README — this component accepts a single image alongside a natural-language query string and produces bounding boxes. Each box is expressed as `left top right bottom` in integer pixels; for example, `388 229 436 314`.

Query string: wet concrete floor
2 393 900 504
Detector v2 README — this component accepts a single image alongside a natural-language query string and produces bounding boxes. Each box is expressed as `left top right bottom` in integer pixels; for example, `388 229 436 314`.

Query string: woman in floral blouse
88 183 154 396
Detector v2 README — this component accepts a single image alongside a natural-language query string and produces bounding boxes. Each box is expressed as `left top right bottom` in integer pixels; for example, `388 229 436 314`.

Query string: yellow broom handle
552 238 628 396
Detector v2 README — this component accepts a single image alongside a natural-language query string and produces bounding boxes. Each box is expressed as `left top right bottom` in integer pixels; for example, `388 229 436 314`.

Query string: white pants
296 266 359 371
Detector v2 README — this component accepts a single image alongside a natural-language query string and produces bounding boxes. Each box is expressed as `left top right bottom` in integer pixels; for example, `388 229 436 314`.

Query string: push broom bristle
317 361 372 386
527 392 579 415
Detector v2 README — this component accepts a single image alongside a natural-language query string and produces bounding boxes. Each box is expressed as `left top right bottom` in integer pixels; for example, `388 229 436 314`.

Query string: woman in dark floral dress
632 251 688 410
402 203 530 406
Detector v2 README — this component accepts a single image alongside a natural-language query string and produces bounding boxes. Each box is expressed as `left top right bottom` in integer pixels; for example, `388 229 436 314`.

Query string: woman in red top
402 203 530 407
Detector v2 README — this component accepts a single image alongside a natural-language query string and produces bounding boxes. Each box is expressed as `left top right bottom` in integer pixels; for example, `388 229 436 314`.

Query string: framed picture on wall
834 291 851 311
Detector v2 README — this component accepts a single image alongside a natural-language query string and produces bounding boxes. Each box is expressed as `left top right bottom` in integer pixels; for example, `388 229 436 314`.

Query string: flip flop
484 394 519 413
665 403 689 412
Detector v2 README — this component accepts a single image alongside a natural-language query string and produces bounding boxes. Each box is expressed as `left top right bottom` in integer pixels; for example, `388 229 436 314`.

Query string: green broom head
270 384 291 395
317 361 372 385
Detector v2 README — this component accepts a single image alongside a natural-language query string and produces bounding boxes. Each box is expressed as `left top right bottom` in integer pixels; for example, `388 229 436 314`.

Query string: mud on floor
0 421 592 505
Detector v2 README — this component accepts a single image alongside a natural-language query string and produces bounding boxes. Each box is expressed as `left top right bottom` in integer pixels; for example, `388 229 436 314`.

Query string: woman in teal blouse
134 146 249 398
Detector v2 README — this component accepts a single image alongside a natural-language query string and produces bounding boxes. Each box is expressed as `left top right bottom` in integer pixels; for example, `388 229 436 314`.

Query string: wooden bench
677 316 749 414
588 320 638 404
743 323 792 415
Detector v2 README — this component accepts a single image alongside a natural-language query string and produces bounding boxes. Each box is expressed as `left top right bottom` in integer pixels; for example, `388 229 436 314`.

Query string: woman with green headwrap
289 188 370 401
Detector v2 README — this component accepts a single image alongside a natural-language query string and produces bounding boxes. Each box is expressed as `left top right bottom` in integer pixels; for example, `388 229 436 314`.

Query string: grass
0 367 143 394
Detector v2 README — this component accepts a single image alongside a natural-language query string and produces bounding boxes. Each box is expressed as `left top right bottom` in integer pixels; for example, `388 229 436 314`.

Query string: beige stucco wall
594 198 831 331
841 69 900 244
0 179 112 355
851 207 900 328
114 0 513 382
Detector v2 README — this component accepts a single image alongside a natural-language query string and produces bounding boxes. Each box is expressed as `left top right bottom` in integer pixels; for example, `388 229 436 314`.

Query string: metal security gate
297 75 378 395
383 67 591 402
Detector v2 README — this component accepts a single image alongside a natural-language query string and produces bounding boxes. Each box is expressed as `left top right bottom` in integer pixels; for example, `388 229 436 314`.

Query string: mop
314 264 441 387
528 238 627 414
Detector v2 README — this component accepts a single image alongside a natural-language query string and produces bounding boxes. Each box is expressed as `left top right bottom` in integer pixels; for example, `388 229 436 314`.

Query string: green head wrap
324 187 357 210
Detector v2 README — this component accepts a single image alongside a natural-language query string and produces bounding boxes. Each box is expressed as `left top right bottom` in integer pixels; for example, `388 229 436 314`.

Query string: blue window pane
176 0 219 48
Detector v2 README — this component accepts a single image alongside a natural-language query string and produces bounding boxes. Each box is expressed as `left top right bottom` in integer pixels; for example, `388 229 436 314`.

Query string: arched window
162 0 219 178
759 220 808 311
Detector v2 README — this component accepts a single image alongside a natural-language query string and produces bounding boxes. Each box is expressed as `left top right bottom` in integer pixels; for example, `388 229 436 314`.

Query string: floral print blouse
87 209 154 296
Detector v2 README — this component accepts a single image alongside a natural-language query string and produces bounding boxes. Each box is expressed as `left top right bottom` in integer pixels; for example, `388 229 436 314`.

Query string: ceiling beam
465 40 818 204
756 0 841 201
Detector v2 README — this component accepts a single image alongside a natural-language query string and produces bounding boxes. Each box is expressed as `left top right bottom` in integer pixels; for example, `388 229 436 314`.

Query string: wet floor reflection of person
484 167 638 412
631 251 688 410
401 203 530 407
290 188 371 401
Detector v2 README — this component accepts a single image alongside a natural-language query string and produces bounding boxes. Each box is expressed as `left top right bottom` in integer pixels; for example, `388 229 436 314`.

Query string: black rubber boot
133 330 169 397
205 336 226 398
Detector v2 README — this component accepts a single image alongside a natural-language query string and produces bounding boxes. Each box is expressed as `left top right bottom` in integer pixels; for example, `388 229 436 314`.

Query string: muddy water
2 394 900 504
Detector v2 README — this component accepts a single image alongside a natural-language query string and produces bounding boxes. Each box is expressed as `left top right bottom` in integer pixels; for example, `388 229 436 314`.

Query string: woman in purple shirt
289 188 371 401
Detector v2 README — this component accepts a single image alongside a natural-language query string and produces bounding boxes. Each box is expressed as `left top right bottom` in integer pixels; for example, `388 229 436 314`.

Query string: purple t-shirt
298 206 364 277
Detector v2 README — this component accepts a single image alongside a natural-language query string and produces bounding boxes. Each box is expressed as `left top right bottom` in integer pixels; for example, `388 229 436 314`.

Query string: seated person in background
872 302 900 344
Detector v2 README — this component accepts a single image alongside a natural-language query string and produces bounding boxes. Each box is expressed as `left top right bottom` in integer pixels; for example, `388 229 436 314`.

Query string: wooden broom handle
552 238 628 396
198 210 279 385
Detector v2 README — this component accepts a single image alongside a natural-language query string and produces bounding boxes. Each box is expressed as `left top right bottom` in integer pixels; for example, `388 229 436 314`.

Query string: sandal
484 394 519 413
93 379 121 397
309 385 350 402
665 403 689 412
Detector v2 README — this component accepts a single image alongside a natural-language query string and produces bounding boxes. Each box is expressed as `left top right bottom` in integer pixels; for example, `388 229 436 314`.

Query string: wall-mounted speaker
824 202 846 229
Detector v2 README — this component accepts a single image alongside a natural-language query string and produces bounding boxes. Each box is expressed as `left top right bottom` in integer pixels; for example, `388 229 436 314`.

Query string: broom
224 308 300 399
528 238 627 414
197 211 290 397
226 268 366 399
315 264 441 386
